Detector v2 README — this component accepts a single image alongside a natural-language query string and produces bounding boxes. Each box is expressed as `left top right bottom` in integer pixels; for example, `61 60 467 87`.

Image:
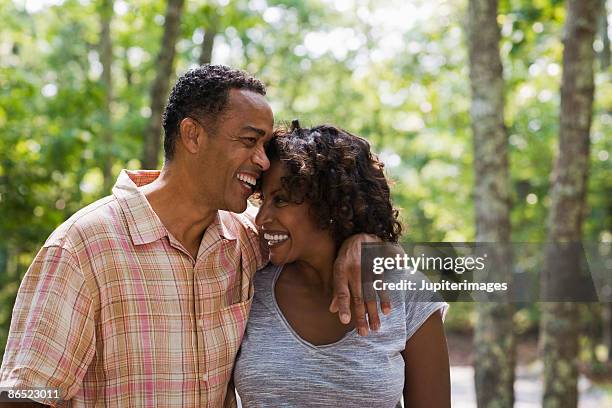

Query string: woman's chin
269 251 292 265
268 240 293 265
269 256 284 265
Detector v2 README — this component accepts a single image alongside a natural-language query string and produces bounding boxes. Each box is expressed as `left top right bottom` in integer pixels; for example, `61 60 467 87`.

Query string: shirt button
197 319 204 328
200 372 209 381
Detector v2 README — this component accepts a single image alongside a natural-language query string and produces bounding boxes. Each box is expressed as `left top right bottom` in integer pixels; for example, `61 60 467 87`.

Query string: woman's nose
255 202 271 228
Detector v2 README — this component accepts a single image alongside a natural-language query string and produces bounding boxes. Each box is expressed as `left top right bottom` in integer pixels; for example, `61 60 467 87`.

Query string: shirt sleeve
403 271 449 341
0 245 96 406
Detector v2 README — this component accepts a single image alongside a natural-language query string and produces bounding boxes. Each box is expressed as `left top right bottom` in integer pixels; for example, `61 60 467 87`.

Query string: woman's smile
263 231 290 247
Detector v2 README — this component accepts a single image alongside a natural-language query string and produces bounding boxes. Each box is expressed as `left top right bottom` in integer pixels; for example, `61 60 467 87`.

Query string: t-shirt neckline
269 264 358 350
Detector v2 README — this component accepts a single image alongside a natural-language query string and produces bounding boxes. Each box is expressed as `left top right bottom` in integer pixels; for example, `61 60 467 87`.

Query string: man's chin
226 200 248 214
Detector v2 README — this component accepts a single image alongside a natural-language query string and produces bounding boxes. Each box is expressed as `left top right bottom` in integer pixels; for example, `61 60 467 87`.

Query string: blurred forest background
0 0 610 406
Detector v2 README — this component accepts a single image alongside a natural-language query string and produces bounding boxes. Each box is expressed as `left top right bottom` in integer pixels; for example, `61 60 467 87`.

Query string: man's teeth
264 232 289 245
237 173 256 187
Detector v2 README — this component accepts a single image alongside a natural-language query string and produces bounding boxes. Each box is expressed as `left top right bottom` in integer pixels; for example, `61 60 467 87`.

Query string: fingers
362 272 380 331
331 263 351 324
379 288 391 315
364 284 390 330
333 292 351 324
365 300 380 331
332 233 389 335
349 273 369 336
329 297 338 313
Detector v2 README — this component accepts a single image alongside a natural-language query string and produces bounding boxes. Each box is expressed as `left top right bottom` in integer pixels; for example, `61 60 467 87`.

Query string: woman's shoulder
376 269 449 323
253 262 282 290
256 261 279 274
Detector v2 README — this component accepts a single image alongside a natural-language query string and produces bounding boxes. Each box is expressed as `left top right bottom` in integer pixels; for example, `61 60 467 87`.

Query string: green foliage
0 0 610 360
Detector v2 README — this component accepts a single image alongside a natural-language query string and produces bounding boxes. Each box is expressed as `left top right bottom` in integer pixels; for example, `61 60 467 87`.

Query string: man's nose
252 145 270 172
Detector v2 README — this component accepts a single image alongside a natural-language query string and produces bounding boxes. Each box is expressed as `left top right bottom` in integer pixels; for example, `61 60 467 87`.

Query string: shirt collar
216 211 237 241
112 169 237 245
112 170 167 245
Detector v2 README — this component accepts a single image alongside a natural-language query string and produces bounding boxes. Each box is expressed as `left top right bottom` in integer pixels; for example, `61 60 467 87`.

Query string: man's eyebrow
242 125 266 137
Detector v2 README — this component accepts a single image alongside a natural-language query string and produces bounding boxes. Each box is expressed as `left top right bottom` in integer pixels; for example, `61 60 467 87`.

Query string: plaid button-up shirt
0 170 266 407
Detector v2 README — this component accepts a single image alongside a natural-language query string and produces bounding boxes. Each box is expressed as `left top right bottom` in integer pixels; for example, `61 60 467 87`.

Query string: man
0 65 384 407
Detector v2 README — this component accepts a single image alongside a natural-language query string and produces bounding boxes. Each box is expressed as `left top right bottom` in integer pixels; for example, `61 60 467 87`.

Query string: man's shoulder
219 209 259 238
219 209 267 269
44 195 124 250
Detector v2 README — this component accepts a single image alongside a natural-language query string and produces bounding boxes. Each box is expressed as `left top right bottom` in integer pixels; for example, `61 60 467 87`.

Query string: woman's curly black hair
259 121 402 245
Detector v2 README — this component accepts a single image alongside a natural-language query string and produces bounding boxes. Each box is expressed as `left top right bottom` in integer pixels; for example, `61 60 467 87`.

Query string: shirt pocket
199 294 253 406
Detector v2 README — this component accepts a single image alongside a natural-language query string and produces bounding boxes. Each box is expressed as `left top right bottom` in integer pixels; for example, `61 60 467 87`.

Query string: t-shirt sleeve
0 245 96 406
403 271 449 341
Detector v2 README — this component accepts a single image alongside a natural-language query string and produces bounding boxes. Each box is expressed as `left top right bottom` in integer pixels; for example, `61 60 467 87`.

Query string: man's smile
237 171 258 195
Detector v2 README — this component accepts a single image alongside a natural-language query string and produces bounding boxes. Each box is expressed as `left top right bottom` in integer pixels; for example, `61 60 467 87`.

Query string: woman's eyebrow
263 188 281 197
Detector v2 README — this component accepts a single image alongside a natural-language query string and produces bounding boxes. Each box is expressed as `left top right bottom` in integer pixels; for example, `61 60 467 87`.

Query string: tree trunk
599 0 612 356
540 1 599 407
466 1 515 407
603 303 612 363
142 0 185 169
199 13 219 65
599 0 610 70
123 47 133 87
100 0 113 191
596 0 609 360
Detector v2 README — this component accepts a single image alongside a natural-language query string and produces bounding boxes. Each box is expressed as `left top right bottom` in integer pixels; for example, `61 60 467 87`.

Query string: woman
234 122 450 407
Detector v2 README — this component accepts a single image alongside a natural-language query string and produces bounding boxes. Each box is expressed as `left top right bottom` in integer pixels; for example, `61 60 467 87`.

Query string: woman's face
255 159 335 265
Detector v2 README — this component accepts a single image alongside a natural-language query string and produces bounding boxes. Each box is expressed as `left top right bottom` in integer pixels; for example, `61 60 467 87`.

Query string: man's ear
178 117 208 154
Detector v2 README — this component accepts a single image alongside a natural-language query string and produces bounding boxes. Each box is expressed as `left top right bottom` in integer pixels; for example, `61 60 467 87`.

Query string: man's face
197 89 274 213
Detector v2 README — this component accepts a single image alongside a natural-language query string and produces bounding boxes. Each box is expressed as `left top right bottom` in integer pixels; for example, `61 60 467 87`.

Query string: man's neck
140 164 216 259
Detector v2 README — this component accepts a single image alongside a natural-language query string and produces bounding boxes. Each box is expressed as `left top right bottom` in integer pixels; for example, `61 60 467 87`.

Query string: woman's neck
293 243 337 295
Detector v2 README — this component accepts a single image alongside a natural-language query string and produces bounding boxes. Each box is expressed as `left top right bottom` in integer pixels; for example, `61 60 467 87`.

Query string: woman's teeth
264 232 289 246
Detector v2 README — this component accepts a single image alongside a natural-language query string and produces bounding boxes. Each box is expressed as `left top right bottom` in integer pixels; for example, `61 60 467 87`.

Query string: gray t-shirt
234 264 448 407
